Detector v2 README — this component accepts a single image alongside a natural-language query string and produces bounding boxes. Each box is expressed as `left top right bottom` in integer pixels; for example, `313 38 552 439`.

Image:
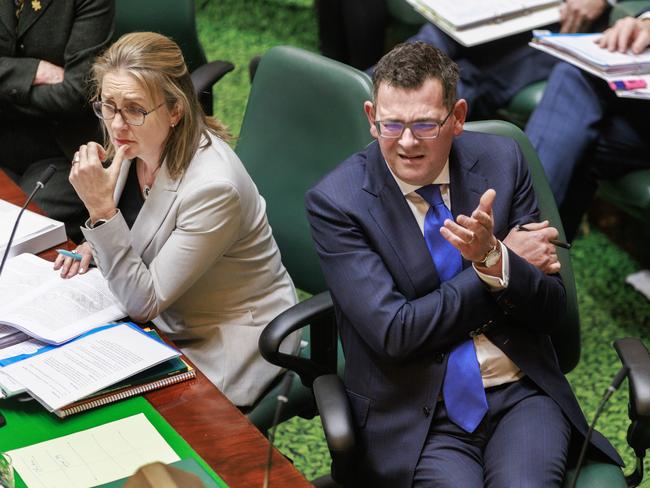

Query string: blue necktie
416 184 488 433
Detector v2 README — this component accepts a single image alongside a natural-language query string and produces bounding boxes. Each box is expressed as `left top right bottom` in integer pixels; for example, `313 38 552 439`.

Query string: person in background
0 0 114 242
525 12 650 241
54 32 300 407
305 41 621 485
396 0 619 120
315 0 388 70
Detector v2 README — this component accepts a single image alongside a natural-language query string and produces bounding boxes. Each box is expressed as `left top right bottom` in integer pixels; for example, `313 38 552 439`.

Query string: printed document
0 253 125 344
1 323 179 411
7 413 180 488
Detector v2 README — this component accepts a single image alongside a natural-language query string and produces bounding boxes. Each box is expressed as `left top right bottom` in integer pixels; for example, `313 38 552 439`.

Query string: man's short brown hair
372 41 459 109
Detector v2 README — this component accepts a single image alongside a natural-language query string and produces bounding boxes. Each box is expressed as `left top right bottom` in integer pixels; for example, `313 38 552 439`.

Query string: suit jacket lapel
449 136 488 269
16 0 52 38
129 161 181 257
364 142 440 296
114 160 182 256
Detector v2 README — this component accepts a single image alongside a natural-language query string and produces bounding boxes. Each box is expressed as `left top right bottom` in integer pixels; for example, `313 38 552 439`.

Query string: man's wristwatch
475 241 501 268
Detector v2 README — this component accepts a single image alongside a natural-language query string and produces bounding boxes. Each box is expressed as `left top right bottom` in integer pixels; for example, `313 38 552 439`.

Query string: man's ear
364 100 379 139
452 99 468 136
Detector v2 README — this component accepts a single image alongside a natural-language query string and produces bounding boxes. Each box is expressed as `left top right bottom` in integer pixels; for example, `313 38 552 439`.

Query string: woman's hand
69 142 128 223
53 242 93 279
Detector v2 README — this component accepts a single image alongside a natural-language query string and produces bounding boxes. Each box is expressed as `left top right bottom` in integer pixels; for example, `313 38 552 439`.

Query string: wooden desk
0 170 311 488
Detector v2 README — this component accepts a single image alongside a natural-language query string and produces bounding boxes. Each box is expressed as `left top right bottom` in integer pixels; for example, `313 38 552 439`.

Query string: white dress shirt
387 160 522 388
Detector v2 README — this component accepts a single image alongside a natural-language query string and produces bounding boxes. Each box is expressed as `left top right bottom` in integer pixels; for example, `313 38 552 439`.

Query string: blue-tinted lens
410 122 438 137
380 121 404 136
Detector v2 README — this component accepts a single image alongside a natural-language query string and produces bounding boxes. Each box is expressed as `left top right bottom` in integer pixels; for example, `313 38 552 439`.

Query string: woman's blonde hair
91 31 230 179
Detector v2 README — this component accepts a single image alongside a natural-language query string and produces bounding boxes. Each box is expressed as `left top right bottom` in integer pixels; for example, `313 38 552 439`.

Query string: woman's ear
170 102 183 127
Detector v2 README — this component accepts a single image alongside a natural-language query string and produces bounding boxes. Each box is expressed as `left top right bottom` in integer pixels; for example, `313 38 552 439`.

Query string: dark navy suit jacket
306 131 621 486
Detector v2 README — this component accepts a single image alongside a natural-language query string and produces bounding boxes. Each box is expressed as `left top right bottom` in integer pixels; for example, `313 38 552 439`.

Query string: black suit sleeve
0 0 114 118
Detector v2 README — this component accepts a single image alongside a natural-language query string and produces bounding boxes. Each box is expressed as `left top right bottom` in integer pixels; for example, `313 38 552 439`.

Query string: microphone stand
570 366 629 488
262 371 295 488
0 165 57 277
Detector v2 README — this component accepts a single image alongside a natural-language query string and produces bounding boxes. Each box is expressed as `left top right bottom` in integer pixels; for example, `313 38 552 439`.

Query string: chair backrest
113 0 207 73
465 120 580 373
386 0 427 25
236 46 374 295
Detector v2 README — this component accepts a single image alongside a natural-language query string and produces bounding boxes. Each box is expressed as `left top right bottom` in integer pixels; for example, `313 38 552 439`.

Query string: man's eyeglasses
92 101 165 126
375 108 453 140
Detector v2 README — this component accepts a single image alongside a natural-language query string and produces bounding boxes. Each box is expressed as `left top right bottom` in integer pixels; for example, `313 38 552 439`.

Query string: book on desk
406 0 561 46
0 199 66 259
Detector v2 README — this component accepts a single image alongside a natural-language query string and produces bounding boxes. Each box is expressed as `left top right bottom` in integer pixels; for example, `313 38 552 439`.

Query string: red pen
609 79 647 91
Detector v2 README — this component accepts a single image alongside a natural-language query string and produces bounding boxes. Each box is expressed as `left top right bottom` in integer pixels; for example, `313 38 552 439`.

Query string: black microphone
262 371 295 488
0 164 57 277
570 366 629 488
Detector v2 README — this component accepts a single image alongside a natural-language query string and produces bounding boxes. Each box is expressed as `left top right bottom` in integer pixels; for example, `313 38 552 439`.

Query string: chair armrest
609 1 650 24
259 291 335 387
313 374 357 483
614 338 650 456
190 60 235 97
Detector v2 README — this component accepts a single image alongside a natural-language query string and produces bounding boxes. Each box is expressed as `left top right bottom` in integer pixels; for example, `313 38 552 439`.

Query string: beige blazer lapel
130 161 181 257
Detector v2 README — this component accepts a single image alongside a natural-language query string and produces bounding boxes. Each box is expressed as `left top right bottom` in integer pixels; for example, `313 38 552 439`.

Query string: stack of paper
406 0 560 46
0 323 181 413
0 199 66 259
530 32 650 99
0 254 196 416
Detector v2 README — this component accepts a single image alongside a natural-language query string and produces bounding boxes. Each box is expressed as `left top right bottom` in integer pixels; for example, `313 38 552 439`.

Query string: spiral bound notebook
54 356 196 418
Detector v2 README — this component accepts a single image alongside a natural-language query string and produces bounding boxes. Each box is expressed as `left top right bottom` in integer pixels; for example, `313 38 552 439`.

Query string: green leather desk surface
0 396 226 488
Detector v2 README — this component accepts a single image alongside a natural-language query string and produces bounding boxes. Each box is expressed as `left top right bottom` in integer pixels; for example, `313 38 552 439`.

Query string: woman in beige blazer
54 32 299 407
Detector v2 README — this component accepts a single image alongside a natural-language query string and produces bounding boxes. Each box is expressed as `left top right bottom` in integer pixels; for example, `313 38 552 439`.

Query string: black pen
515 224 571 249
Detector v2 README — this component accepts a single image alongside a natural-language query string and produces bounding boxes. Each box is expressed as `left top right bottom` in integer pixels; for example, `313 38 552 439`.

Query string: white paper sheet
7 413 180 488
0 254 126 344
1 324 179 410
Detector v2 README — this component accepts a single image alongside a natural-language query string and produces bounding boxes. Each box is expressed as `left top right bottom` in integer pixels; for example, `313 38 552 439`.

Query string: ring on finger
72 154 80 165
467 232 475 244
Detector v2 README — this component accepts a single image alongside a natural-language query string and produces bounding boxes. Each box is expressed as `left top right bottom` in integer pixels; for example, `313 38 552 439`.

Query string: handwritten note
7 414 179 488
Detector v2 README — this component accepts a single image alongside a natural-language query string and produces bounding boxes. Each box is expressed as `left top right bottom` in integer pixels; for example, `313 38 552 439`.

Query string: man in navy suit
306 42 621 486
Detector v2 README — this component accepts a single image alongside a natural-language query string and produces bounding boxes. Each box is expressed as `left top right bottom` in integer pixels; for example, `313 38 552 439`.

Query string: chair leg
625 455 644 487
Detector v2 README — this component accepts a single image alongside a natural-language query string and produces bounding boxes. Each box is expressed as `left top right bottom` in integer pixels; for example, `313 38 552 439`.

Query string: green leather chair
234 46 374 433
113 0 234 116
259 121 650 487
